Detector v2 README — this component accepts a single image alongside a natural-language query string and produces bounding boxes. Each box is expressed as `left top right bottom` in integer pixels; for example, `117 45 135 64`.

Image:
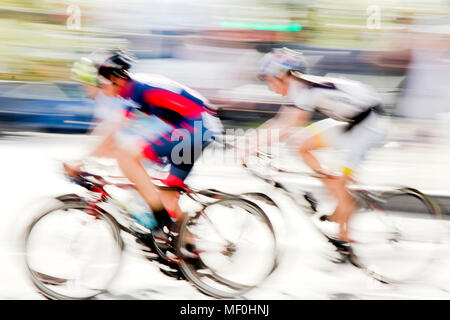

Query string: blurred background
0 0 448 133
0 0 450 300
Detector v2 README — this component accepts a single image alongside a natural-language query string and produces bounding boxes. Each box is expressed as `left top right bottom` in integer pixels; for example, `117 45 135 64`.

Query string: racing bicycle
242 150 447 284
23 162 279 300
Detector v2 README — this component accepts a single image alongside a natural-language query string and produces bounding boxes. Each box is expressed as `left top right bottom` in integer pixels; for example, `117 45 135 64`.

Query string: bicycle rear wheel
177 197 278 298
349 188 446 283
24 197 123 300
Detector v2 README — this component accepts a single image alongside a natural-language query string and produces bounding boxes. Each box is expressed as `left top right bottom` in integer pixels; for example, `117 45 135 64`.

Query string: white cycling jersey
287 74 382 122
286 74 386 174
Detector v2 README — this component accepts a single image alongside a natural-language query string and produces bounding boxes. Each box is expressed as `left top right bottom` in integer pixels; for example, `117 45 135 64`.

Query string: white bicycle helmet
258 47 308 80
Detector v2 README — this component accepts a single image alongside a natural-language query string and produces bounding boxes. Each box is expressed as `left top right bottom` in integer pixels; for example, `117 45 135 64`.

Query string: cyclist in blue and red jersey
66 51 222 253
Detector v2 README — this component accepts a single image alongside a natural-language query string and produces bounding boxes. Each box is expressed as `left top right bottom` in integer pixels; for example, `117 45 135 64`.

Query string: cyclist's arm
259 105 311 141
64 118 126 177
240 106 311 157
86 105 131 158
88 118 125 158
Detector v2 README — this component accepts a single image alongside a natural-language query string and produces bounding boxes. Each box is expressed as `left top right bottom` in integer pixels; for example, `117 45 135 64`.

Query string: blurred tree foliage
0 0 447 82
255 0 447 49
0 0 126 82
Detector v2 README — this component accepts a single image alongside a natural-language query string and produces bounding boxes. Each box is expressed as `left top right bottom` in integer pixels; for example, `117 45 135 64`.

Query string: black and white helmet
97 50 135 80
71 49 135 86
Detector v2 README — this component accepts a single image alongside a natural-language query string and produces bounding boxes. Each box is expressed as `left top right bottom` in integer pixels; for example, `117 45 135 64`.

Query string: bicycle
242 150 447 285
23 162 279 300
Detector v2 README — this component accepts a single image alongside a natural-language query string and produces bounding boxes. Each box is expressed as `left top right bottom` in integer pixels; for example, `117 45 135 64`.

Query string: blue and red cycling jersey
116 74 221 188
119 74 215 132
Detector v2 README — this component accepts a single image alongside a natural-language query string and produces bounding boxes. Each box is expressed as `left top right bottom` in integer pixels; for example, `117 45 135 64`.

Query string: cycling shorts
304 112 386 177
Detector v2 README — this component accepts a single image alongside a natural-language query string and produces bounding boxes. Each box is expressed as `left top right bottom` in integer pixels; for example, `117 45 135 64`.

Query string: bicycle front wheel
178 197 278 299
24 197 124 300
349 187 446 283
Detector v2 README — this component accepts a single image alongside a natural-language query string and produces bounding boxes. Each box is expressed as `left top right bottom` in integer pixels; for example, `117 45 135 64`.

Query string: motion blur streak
0 0 449 300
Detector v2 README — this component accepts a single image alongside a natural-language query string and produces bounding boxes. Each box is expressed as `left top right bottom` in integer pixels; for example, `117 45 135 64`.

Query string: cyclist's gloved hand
62 161 96 191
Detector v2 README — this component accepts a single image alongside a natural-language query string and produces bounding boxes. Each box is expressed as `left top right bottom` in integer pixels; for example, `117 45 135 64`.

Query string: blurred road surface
0 126 449 300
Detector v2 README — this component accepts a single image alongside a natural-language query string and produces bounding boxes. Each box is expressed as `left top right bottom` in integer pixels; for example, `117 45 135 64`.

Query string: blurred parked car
0 81 95 134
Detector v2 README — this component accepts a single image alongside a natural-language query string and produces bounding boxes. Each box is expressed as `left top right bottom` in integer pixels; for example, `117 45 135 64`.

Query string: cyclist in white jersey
242 48 386 242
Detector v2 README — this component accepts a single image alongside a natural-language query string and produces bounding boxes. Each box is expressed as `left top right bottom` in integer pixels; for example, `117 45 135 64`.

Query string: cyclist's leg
115 148 165 211
114 115 175 212
298 118 345 180
157 171 189 235
298 120 357 241
158 125 211 226
327 175 357 242
296 119 343 173
159 125 214 250
338 117 386 238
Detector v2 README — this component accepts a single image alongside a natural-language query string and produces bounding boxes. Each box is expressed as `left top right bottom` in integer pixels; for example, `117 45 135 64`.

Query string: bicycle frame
66 172 131 219
67 171 270 240
241 151 398 215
